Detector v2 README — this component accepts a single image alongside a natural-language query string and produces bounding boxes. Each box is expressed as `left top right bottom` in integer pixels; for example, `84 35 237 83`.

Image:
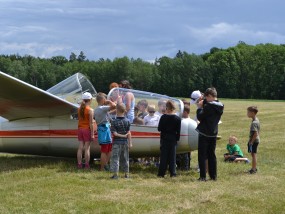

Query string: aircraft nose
187 119 199 151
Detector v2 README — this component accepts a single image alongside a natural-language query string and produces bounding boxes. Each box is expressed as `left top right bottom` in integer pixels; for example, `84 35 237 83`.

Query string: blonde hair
116 103 126 113
147 104 155 112
229 135 238 143
96 92 107 103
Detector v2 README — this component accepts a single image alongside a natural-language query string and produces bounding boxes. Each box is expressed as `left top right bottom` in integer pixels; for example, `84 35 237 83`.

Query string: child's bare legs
100 153 107 170
233 157 249 162
77 141 84 166
84 142 91 167
251 153 257 170
107 152 112 164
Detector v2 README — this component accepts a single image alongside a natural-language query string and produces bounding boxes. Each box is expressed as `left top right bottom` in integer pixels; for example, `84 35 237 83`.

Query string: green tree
50 56 68 66
69 52 77 62
77 51 86 62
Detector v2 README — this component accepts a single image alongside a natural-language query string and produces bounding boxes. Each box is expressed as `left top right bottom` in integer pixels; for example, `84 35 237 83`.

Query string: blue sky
0 0 284 61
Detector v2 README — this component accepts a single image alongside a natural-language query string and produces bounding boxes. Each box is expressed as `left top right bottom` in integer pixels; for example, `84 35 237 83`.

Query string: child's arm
224 147 230 159
249 131 258 144
196 101 210 122
224 150 230 159
231 147 238 156
104 100 116 110
89 109 95 139
124 93 132 112
127 131 132 148
113 132 128 138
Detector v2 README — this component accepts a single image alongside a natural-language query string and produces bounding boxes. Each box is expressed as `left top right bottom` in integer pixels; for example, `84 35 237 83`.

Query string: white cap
82 92 92 100
190 90 202 104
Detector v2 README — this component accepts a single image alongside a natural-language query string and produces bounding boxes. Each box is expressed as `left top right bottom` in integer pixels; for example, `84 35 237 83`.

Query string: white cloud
0 1 285 60
1 25 48 37
40 45 71 58
63 8 124 16
0 42 70 58
0 42 37 53
186 22 285 45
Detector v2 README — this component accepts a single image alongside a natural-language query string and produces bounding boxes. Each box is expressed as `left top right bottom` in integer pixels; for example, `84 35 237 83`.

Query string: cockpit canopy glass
108 87 183 122
47 73 97 105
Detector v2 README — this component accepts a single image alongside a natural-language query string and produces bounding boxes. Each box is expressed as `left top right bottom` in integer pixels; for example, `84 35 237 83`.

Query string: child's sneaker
85 164 90 169
110 175 119 179
104 164 110 171
77 163 83 169
248 169 257 174
197 177 206 182
245 159 250 164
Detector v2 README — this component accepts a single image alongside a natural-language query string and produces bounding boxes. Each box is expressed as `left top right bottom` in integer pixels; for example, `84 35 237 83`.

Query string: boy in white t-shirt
144 105 160 126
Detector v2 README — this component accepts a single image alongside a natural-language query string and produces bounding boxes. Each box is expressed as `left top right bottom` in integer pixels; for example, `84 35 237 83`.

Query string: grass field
1 99 285 214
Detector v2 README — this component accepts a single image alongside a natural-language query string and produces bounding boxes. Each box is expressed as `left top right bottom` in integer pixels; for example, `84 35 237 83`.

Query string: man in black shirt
196 87 224 181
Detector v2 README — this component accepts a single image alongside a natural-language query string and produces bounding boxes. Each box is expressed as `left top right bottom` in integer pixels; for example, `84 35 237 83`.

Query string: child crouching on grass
110 103 132 179
224 136 250 163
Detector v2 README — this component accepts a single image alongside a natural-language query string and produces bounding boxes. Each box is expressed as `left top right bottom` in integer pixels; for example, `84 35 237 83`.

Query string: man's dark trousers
198 134 217 179
158 135 176 177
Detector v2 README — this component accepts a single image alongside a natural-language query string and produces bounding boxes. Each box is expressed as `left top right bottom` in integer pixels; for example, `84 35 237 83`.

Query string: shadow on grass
0 153 74 173
0 154 199 181
56 161 160 177
0 153 159 176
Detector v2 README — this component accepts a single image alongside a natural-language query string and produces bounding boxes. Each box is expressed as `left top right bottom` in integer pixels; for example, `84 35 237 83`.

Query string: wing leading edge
0 71 78 121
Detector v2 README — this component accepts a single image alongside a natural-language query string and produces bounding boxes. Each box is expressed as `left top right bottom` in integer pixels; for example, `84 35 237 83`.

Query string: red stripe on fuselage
0 130 188 138
0 130 76 138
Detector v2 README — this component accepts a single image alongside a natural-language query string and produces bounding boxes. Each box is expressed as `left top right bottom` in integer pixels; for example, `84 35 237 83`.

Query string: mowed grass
1 99 285 214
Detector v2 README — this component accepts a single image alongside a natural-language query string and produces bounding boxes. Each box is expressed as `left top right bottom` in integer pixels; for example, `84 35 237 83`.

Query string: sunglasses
149 111 155 113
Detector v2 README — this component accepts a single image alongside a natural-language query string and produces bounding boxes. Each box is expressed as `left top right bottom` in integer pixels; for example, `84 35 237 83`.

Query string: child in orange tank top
77 92 95 169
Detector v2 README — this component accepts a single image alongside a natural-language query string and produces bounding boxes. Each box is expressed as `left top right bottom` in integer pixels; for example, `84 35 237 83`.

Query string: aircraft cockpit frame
47 73 97 105
107 87 184 121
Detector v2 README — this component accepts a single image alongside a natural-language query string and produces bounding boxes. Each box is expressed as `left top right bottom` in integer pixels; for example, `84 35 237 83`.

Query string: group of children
77 91 132 179
190 89 260 176
77 88 261 179
133 99 166 126
224 106 260 174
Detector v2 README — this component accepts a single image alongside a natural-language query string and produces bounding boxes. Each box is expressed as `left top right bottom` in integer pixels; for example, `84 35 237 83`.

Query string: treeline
0 43 285 100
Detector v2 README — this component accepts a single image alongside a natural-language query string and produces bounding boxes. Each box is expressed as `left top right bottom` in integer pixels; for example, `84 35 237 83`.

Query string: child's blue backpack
97 123 112 145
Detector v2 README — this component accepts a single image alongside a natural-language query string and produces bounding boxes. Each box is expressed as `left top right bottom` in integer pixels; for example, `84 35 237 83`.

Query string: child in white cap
77 92 94 169
190 90 203 106
189 90 203 122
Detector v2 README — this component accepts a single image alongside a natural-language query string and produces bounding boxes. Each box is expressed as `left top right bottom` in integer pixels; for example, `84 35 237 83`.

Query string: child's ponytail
79 100 86 119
